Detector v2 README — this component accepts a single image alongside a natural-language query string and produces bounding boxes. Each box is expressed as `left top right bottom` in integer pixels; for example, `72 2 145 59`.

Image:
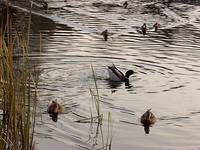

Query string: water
15 0 200 149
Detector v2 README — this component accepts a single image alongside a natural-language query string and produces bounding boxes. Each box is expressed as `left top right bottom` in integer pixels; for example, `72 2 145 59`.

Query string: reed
106 112 113 150
90 65 113 150
90 64 102 122
0 1 38 150
75 65 113 149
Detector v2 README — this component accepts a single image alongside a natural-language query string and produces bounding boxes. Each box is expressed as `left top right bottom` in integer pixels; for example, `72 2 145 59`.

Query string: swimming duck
140 109 156 125
123 1 128 8
141 23 147 35
107 64 134 82
153 22 160 32
47 101 64 122
101 29 108 41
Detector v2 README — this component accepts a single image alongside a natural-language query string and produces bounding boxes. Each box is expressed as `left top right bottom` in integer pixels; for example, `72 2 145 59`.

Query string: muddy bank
0 0 56 33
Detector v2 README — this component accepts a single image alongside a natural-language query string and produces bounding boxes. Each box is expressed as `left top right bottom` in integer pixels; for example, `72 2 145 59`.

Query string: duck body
123 1 128 8
141 23 147 35
47 101 64 116
140 109 156 125
101 29 108 41
153 22 160 32
107 64 134 82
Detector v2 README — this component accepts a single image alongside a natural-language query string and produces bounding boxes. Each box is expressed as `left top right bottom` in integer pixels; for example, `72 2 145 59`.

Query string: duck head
125 70 134 78
124 70 134 86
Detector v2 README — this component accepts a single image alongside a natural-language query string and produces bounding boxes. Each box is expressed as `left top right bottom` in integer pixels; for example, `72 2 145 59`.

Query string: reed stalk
90 65 113 150
0 1 38 149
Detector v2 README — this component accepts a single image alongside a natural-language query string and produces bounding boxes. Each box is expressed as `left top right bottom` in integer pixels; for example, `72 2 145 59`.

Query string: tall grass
0 1 38 150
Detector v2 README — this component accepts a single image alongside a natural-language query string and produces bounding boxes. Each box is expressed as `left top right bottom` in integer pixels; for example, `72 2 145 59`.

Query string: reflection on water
10 0 200 149
107 80 123 89
143 124 150 134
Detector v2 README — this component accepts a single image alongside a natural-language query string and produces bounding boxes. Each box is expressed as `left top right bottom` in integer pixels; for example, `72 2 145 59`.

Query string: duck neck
124 78 130 86
124 78 129 83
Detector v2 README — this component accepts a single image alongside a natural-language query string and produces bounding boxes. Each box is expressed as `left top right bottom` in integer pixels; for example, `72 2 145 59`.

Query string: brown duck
47 101 64 122
153 22 160 32
140 109 156 125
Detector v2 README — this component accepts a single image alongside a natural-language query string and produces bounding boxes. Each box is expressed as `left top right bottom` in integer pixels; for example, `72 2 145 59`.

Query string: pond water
21 0 200 149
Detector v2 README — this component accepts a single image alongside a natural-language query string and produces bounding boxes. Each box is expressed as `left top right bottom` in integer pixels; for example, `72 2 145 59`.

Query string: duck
140 109 156 126
47 101 64 122
101 29 108 41
153 22 160 32
107 64 134 82
123 1 128 8
141 23 147 35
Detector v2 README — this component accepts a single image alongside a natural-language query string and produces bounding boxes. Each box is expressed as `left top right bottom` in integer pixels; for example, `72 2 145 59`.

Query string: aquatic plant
75 65 113 149
90 65 113 150
0 1 38 149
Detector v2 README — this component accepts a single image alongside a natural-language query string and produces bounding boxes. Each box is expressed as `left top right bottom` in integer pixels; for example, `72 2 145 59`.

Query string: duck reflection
111 89 117 94
107 79 133 91
125 80 133 88
143 125 150 134
107 80 123 89
140 109 156 134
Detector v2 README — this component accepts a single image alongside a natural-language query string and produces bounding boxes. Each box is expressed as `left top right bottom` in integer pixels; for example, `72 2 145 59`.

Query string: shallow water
16 0 200 149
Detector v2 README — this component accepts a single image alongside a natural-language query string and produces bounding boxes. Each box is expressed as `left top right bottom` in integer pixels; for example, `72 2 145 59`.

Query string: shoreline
1 0 56 33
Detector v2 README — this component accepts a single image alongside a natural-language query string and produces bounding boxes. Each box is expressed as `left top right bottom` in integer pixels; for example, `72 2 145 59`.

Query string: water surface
17 0 200 149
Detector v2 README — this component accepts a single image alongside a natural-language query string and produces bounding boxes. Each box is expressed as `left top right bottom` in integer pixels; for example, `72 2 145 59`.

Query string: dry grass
0 1 38 149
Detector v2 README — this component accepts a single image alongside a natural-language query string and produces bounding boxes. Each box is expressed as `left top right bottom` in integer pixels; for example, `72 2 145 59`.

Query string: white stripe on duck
107 64 134 82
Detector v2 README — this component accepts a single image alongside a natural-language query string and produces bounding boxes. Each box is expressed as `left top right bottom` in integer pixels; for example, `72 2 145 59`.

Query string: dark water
15 0 200 149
